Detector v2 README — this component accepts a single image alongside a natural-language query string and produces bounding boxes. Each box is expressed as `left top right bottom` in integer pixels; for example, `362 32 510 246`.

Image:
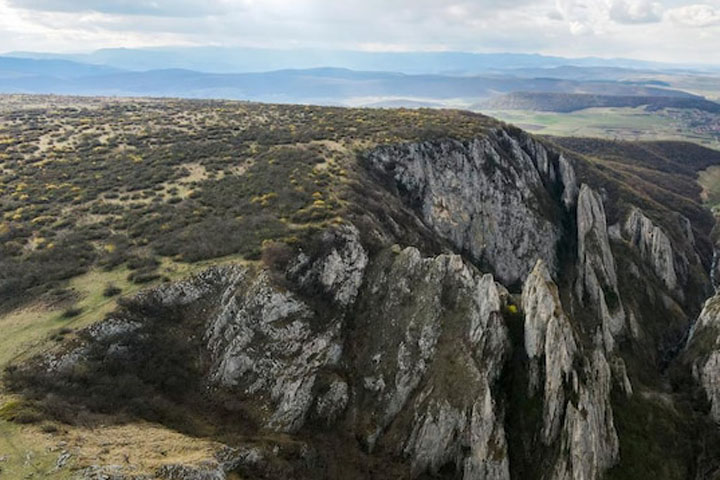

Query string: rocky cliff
363 131 576 287
685 292 720 426
7 126 720 480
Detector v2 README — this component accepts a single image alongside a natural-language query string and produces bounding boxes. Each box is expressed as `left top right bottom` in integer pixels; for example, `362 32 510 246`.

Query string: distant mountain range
2 48 719 109
0 56 123 79
0 55 708 107
3 47 690 75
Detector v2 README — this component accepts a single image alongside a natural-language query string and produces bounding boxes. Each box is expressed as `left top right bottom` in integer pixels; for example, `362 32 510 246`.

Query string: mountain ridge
4 48 690 75
0 57 702 106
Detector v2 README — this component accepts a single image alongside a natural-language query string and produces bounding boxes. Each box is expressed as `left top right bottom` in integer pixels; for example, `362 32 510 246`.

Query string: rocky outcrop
286 225 369 306
679 214 696 249
699 351 720 421
552 346 619 480
522 260 619 479
364 130 576 286
206 269 344 432
205 225 367 432
352 247 511 479
42 229 512 480
154 242 513 479
576 184 625 351
623 207 679 293
687 294 720 421
522 260 577 444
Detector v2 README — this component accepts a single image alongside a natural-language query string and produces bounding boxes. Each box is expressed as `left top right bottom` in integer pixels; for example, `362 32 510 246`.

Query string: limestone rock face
679 214 696 249
687 295 720 421
205 269 343 433
699 351 720 421
522 260 577 444
353 247 511 480
521 260 619 479
364 131 576 286
552 347 619 480
190 244 512 479
623 207 679 293
287 225 369 306
47 229 369 437
576 184 625 351
205 225 367 433
56 233 511 479
558 154 579 209
137 265 245 308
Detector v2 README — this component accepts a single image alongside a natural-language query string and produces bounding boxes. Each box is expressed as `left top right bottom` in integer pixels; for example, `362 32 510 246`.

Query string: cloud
7 0 536 19
666 3 720 26
554 0 663 34
608 0 663 23
1 0 720 65
554 0 608 35
6 0 242 17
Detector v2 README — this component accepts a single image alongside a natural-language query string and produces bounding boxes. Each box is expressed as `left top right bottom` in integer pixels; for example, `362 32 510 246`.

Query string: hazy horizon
1 45 709 69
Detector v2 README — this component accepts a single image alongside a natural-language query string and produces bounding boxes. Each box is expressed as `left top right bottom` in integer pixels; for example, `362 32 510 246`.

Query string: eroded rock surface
552 346 618 480
687 295 720 422
624 207 679 293
522 260 619 479
576 184 625 351
364 131 576 286
522 260 577 444
352 247 511 479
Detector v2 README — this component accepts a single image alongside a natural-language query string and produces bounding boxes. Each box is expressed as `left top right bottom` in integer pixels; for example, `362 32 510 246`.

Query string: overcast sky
1 0 719 64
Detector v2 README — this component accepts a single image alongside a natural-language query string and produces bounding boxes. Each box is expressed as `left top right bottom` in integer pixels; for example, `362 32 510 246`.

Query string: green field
484 107 720 150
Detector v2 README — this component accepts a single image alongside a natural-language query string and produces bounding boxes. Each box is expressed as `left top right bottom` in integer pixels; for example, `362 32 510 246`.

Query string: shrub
0 400 40 424
103 284 122 297
261 241 295 272
126 255 160 271
128 269 161 285
40 423 59 433
61 306 83 318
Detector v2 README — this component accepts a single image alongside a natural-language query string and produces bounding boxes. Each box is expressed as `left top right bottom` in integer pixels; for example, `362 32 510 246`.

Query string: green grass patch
0 394 75 480
484 107 720 150
0 258 211 369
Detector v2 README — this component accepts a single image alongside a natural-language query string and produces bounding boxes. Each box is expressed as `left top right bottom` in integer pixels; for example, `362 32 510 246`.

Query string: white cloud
0 0 719 64
666 3 720 26
608 0 663 23
554 0 663 35
7 0 245 17
555 0 609 35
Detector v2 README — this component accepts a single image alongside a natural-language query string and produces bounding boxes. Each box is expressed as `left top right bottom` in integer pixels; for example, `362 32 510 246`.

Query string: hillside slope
2 96 720 479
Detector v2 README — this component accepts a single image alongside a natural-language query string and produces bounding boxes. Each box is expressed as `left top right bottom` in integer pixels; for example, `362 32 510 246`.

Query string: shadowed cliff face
6 128 720 480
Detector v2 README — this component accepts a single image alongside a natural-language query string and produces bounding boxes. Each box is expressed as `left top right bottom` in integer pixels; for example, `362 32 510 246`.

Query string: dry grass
0 392 224 479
